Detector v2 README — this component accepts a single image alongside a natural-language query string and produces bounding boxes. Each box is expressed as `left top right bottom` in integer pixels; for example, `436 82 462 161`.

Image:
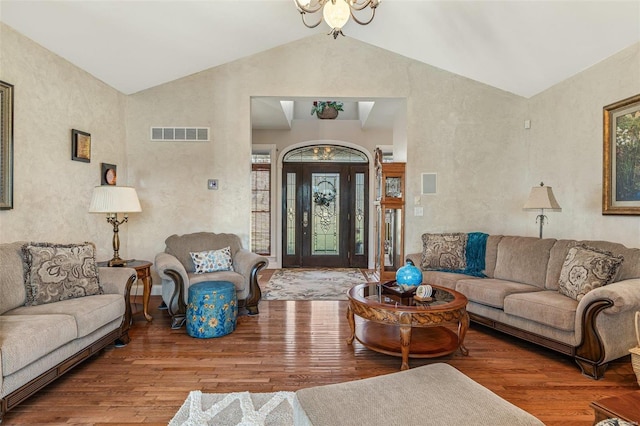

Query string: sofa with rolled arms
155 232 269 329
406 233 640 379
0 241 136 422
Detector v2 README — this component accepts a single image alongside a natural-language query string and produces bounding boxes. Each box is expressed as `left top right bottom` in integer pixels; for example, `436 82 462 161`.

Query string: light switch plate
207 179 218 190
414 207 424 216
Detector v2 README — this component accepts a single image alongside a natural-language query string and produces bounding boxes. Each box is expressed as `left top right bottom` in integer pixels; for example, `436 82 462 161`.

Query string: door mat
261 268 367 301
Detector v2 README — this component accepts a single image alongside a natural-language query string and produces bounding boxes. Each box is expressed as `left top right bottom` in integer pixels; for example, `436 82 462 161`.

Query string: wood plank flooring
3 274 638 425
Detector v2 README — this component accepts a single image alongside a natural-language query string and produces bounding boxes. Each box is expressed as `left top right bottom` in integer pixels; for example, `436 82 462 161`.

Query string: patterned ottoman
186 281 237 338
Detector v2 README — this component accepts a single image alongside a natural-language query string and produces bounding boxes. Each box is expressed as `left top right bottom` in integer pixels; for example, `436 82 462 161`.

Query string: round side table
98 260 153 321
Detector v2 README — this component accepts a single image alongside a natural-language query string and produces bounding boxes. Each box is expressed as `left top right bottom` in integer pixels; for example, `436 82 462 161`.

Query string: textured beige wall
125 34 527 265
403 65 529 253
526 43 640 246
0 24 129 261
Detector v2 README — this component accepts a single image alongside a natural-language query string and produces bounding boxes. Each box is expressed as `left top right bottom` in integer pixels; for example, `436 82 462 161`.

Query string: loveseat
155 232 268 329
0 241 136 421
406 234 640 379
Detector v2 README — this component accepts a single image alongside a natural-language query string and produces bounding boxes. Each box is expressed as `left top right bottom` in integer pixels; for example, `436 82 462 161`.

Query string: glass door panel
311 173 339 256
285 172 297 256
354 172 365 256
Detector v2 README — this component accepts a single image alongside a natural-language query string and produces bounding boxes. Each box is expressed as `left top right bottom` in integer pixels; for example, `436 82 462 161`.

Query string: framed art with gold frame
603 93 640 215
0 80 13 210
71 129 91 163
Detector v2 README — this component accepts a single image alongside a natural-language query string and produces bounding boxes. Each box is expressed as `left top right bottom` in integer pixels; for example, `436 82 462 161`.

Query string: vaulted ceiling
2 0 639 99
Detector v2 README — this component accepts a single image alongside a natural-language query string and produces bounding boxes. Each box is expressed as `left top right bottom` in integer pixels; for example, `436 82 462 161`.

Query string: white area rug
169 390 295 426
261 268 367 301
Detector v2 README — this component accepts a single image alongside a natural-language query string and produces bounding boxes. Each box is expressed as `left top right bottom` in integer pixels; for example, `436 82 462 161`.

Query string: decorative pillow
595 418 636 426
558 245 624 301
22 242 102 306
190 247 233 273
421 233 468 270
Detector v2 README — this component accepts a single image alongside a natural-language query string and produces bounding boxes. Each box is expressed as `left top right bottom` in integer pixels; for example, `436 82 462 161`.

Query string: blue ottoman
186 281 238 338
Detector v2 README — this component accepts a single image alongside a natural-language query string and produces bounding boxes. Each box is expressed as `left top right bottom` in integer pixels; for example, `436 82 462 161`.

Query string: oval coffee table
346 283 469 370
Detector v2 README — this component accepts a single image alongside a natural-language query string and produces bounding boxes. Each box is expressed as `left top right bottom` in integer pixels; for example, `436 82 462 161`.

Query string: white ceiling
1 0 639 99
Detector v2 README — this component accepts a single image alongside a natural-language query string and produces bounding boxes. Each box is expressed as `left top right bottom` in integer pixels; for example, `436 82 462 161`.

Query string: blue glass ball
396 261 422 286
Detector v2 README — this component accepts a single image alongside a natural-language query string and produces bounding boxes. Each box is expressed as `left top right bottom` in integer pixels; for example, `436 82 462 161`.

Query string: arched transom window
284 145 368 163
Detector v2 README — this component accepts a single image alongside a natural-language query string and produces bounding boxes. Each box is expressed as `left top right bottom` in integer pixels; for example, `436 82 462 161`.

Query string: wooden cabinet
373 149 405 282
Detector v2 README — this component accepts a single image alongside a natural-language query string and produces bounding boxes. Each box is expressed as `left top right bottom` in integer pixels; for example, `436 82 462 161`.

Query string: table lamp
523 182 561 239
89 186 141 266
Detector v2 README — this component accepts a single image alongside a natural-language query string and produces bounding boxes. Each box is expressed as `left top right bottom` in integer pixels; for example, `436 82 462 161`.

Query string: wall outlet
414 207 424 217
207 179 218 190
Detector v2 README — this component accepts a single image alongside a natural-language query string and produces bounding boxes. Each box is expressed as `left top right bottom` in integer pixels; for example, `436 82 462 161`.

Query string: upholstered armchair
155 232 268 329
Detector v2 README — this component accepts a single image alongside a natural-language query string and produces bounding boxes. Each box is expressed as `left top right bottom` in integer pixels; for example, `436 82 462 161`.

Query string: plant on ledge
311 101 344 119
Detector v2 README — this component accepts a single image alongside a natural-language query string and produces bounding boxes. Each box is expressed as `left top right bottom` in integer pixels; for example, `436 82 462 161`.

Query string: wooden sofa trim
0 273 136 422
165 259 268 329
469 297 614 380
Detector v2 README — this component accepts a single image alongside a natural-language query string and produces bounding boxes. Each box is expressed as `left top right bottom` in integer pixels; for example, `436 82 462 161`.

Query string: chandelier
294 0 381 39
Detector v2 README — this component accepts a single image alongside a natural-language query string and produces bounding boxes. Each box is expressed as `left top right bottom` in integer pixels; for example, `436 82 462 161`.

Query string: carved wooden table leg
458 311 470 356
142 273 153 321
399 312 412 370
346 304 355 345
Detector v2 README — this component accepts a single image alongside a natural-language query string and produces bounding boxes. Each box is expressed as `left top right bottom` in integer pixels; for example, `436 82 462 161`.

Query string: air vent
150 127 210 142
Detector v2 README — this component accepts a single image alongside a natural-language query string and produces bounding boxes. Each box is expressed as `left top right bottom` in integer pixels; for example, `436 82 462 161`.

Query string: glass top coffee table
346 282 469 370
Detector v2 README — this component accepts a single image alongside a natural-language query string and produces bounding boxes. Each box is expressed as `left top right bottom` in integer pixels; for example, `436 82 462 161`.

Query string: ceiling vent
150 127 210 142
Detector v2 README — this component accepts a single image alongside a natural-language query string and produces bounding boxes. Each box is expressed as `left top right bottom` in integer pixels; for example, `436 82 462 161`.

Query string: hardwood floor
4 283 638 425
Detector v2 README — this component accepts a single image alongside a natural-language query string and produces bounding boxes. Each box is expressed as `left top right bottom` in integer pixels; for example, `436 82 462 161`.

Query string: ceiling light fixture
294 0 381 39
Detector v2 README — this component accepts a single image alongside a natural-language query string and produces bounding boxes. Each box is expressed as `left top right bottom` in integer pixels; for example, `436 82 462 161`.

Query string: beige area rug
261 268 368 301
169 390 295 426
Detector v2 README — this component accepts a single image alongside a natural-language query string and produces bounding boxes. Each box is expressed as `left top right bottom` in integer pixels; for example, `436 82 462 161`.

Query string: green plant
311 101 344 115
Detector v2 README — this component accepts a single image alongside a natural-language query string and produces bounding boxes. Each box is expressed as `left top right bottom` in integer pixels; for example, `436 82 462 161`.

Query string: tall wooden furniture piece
373 148 406 282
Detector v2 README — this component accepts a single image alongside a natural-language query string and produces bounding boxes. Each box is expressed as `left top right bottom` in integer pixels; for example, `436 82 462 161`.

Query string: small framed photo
71 129 91 162
101 163 117 185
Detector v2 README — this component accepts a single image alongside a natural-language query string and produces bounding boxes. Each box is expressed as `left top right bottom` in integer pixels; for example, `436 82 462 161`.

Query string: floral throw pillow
558 245 624 301
22 242 102 306
190 247 233 273
421 233 468 270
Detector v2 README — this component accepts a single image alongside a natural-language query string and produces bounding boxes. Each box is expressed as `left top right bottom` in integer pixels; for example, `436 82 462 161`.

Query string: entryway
281 145 369 268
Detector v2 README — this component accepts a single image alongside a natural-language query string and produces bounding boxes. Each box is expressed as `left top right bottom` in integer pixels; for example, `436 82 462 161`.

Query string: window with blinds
251 154 271 255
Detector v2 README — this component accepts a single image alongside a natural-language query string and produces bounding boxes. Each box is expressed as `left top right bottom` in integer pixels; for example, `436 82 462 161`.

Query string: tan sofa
155 232 268 328
407 235 640 379
0 241 136 421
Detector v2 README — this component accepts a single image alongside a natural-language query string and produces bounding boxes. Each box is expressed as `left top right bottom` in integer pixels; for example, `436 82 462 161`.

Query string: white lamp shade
523 185 561 210
89 186 142 213
323 0 351 29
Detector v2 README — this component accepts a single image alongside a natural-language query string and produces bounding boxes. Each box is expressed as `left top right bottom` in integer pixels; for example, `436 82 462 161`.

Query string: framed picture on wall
603 93 640 215
0 80 13 210
71 129 91 162
101 163 117 185
602 95 640 215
